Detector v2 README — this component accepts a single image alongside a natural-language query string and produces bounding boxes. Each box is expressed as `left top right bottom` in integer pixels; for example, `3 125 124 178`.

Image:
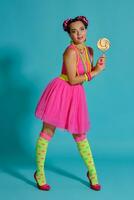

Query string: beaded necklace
72 43 92 73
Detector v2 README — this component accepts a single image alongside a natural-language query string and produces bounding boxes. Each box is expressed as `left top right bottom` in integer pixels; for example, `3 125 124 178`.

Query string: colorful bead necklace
72 43 92 73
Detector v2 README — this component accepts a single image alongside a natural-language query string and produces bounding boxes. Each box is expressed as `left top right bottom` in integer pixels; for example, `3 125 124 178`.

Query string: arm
63 48 87 85
86 47 98 80
87 47 106 78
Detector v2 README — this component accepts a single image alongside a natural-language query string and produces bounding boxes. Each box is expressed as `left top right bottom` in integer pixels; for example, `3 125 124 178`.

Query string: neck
72 42 86 49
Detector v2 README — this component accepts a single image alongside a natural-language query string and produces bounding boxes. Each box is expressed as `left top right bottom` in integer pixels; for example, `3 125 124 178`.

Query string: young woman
34 16 106 191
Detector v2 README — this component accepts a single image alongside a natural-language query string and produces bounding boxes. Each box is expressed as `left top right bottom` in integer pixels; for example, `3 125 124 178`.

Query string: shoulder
63 45 77 58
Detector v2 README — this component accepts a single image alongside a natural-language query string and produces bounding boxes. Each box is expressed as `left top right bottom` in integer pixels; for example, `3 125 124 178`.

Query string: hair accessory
63 16 88 32
63 18 72 31
75 16 88 25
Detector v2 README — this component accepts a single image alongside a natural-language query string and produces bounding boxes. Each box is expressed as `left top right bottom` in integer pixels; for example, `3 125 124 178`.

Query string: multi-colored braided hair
63 16 89 33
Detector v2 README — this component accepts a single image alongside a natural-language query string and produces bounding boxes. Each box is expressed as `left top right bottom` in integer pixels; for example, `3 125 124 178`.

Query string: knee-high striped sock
75 136 99 185
35 131 52 186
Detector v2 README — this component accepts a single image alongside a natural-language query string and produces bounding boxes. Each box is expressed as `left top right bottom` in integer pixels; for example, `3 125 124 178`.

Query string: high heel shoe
34 171 51 191
87 171 101 191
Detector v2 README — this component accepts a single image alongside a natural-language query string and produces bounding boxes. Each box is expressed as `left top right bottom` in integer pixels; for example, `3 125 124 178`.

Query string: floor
0 153 133 200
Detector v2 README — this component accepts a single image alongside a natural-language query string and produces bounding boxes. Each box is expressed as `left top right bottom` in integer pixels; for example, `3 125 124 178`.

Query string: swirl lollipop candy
96 38 111 70
97 38 110 53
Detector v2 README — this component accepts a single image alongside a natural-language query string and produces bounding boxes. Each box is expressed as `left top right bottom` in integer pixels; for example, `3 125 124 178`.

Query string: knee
72 133 87 142
40 130 54 141
40 123 56 141
42 122 56 136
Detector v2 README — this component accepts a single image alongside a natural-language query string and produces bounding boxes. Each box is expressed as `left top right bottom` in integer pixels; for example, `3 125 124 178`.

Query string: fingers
98 55 106 64
96 54 106 72
98 58 104 65
100 54 106 62
100 56 106 61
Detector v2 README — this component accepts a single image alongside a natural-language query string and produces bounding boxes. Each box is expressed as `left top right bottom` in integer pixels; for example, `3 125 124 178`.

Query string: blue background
0 0 134 199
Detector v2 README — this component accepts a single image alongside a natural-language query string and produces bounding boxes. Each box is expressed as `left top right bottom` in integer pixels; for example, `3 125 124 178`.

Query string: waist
59 74 69 82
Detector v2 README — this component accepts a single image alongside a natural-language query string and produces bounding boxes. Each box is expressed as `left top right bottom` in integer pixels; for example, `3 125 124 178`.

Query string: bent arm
63 48 87 85
87 47 100 77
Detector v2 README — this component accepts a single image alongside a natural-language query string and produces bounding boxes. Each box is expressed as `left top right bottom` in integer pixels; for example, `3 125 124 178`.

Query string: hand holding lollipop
95 38 111 73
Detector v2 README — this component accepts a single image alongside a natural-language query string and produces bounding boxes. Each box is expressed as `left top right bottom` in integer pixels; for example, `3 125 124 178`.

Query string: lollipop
97 38 110 53
96 38 110 70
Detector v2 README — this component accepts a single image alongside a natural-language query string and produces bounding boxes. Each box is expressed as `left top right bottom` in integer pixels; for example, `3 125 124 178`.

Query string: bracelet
84 73 88 81
86 72 92 81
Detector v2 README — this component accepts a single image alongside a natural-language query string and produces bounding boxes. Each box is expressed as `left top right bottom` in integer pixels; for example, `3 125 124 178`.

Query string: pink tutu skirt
35 77 91 134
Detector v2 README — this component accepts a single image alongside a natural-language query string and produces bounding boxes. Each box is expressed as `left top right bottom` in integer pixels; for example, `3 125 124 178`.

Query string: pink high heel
34 171 51 191
87 171 101 191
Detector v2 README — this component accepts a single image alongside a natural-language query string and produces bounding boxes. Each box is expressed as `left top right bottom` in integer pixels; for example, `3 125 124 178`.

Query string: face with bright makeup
68 21 87 45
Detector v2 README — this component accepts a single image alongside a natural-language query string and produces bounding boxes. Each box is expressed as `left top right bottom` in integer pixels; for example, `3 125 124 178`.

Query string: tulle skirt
35 77 91 134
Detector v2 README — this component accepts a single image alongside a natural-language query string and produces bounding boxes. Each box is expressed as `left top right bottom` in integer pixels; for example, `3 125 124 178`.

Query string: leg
72 133 99 185
35 122 56 188
41 122 56 137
